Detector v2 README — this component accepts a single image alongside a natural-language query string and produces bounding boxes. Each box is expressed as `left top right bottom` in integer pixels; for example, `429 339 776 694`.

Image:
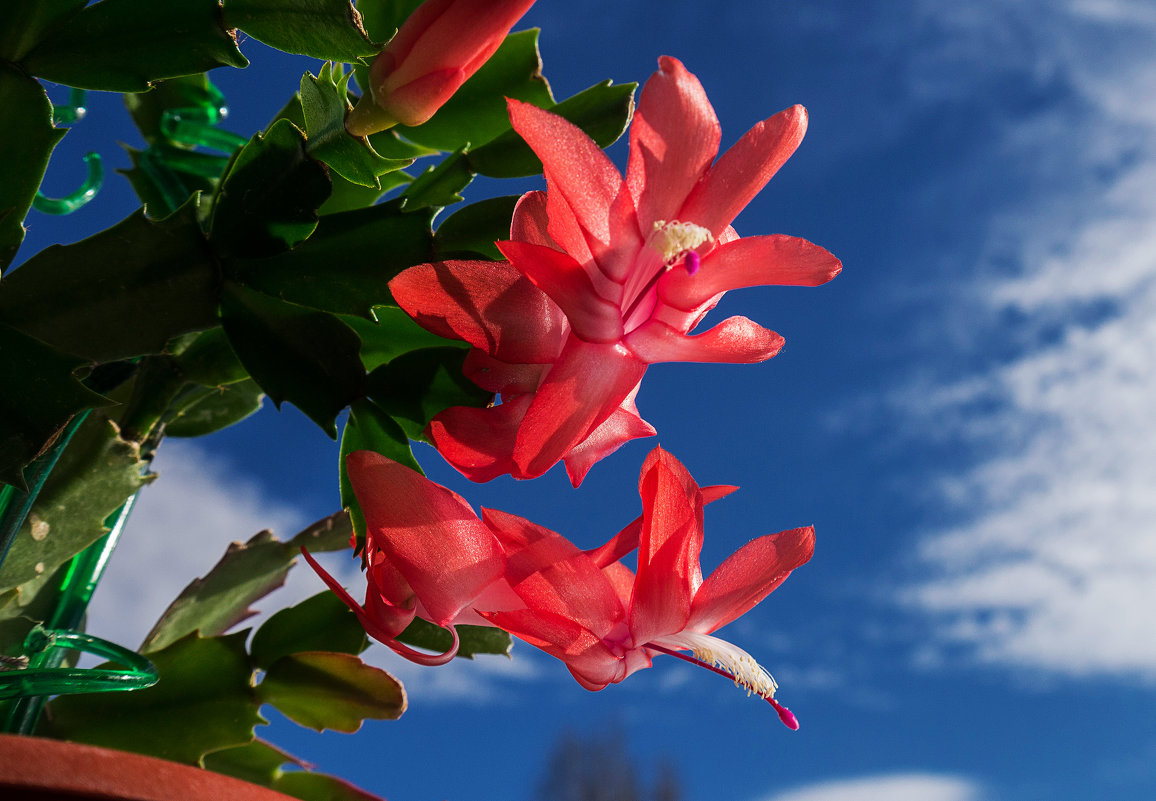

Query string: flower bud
347 0 536 135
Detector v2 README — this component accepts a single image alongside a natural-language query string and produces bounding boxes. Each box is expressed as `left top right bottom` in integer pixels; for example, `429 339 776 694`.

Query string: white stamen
650 220 713 264
653 631 779 699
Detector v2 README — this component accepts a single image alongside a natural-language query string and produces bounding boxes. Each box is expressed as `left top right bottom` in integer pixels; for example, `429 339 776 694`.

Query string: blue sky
19 1 1156 800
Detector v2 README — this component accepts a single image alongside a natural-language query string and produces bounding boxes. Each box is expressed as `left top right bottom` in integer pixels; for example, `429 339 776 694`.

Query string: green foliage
0 562 71 662
42 631 263 764
204 739 385 800
250 590 368 669
343 305 463 373
223 0 380 63
396 618 513 660
227 201 435 319
140 515 358 654
0 415 152 593
163 380 265 438
468 80 637 178
219 283 366 437
366 347 492 441
401 148 474 210
209 119 332 258
0 65 67 270
257 651 405 732
0 325 110 490
300 64 413 188
434 195 520 260
0 0 87 62
141 531 297 654
21 0 249 92
0 199 218 362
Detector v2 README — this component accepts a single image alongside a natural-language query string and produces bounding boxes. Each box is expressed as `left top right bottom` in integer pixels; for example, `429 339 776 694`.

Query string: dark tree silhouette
537 730 683 801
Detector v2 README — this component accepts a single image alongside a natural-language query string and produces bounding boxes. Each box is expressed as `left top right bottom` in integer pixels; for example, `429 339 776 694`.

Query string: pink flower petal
679 104 808 238
482 508 624 636
585 483 739 568
627 56 721 232
462 349 546 395
562 383 656 487
625 316 786 364
346 451 505 626
497 240 625 343
688 525 816 634
507 98 641 281
426 394 533 482
658 234 843 311
480 607 624 689
510 190 556 248
390 260 566 363
628 448 704 646
512 336 648 480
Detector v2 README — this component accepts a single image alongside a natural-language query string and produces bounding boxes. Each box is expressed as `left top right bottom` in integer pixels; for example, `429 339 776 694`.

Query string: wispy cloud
86 440 311 651
894 2 1156 678
757 773 984 801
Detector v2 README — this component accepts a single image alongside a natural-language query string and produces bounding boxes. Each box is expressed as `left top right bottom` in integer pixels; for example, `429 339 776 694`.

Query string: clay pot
0 734 297 801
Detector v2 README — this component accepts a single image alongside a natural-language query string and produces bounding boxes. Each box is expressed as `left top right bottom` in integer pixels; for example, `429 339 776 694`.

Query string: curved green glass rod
0 627 158 701
161 107 248 153
51 88 88 125
32 151 103 215
2 496 145 733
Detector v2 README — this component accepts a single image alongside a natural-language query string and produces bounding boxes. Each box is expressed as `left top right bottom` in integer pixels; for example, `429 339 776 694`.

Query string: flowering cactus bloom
479 447 815 728
346 0 536 135
302 450 514 665
390 57 842 485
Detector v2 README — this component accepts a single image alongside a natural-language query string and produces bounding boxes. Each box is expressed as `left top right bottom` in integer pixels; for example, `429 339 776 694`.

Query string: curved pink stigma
644 642 799 730
685 250 701 275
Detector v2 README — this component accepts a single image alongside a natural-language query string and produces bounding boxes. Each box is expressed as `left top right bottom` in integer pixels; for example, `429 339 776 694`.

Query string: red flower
391 57 841 485
478 447 814 728
347 0 536 135
302 450 513 665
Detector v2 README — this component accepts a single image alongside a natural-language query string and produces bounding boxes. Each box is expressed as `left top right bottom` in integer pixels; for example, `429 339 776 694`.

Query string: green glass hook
33 151 104 215
32 89 103 215
160 107 248 153
51 87 88 125
0 627 158 702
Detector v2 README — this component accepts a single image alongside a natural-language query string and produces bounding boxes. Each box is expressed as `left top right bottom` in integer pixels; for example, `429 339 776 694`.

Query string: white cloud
897 4 1156 679
86 440 314 650
757 773 984 801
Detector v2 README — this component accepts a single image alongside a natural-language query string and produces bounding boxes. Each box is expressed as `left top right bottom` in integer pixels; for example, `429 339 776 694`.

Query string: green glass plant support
33 89 104 215
1 495 157 735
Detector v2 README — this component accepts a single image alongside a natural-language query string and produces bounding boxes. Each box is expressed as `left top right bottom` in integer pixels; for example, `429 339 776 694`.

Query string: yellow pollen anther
651 220 713 263
691 644 779 699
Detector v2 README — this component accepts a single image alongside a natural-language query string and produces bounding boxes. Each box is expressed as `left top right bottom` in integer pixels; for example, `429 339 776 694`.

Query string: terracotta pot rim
0 733 299 801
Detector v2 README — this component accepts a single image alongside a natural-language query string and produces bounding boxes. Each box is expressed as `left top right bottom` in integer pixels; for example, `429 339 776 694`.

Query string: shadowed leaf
0 415 150 593
22 0 248 92
42 632 262 765
250 590 368 670
257 651 405 732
